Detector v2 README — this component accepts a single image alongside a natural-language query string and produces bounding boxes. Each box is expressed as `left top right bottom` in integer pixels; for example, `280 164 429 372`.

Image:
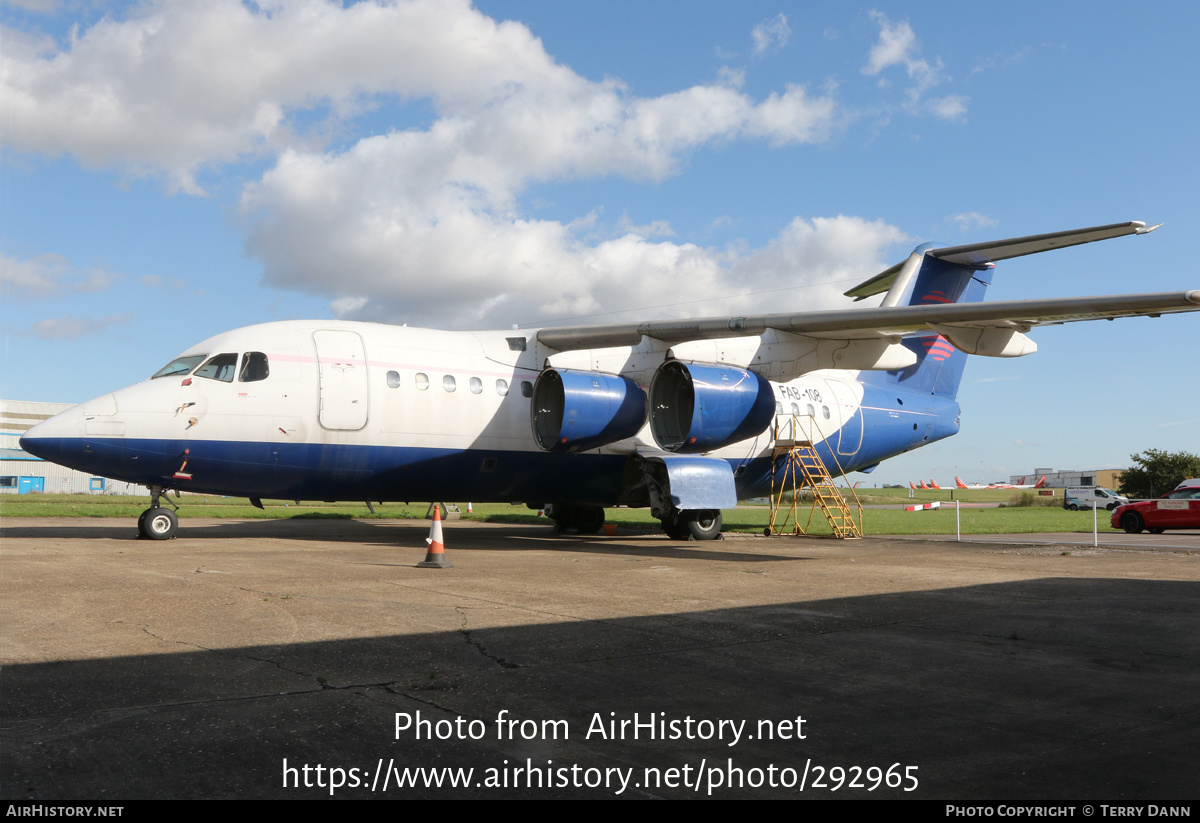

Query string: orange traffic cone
418 504 453 568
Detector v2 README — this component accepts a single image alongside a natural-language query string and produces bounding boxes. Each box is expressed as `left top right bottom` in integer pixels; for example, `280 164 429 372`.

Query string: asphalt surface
2 517 1197 800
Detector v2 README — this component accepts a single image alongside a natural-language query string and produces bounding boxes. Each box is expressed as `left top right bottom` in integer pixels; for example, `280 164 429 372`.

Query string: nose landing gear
138 485 180 540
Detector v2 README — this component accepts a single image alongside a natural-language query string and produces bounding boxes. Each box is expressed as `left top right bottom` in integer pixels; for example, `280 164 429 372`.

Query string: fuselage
20 319 960 506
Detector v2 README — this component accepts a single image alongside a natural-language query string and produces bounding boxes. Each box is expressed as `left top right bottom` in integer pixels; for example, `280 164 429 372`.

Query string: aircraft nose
18 404 85 464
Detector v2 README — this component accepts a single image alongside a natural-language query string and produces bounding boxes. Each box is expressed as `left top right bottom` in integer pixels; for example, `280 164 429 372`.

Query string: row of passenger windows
152 352 269 383
386 370 533 397
776 401 831 419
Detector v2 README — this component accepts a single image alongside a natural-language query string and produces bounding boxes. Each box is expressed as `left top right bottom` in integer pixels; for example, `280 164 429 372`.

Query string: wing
533 221 1196 381
536 290 1199 351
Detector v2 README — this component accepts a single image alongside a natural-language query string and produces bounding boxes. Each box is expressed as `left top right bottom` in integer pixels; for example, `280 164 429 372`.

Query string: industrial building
1011 468 1124 489
1 400 141 495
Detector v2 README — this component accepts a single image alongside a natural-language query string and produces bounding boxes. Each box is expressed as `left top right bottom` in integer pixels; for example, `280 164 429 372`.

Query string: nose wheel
138 485 180 540
138 507 179 540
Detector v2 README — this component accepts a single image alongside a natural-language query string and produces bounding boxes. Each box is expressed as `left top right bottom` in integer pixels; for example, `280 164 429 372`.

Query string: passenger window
496 379 509 396
195 353 238 382
790 403 799 415
774 401 783 414
520 381 533 398
807 403 815 418
822 405 830 419
239 352 270 383
469 377 483 394
386 370 401 389
415 373 429 391
443 375 456 392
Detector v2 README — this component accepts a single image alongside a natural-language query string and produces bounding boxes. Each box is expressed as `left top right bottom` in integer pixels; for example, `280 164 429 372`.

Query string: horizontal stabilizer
844 221 1160 301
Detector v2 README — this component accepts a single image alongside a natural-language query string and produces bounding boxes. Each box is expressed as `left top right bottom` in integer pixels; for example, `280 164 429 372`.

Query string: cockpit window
194 353 238 382
152 354 207 379
239 352 270 383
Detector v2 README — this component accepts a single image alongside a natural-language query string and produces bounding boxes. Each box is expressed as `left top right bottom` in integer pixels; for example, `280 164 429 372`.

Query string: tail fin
955 476 968 489
859 255 993 400
1034 475 1046 488
930 479 941 489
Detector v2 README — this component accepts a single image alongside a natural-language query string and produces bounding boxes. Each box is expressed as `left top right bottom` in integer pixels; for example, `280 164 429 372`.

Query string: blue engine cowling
649 360 775 453
531 369 647 453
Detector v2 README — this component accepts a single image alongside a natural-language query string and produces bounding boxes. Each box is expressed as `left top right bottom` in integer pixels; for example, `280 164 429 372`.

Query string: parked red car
1111 481 1200 534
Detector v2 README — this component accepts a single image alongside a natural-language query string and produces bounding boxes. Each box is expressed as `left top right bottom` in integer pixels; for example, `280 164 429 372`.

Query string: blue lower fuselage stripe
28 388 959 506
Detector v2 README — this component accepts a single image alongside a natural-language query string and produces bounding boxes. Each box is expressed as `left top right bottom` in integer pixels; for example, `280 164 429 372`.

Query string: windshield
194 353 239 382
152 354 207 379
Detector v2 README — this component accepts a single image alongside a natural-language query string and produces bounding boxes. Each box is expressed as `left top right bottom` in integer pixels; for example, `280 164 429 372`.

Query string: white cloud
616 217 676 239
1 252 114 298
950 212 998 232
3 1 834 193
862 12 916 76
6 2 919 333
862 11 966 121
751 14 791 57
242 142 907 328
29 313 133 339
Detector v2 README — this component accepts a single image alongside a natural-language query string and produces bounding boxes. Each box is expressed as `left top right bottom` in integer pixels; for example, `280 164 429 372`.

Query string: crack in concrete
139 624 319 680
455 606 520 669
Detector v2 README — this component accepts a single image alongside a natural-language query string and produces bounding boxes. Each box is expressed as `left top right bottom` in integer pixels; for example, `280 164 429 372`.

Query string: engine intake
649 361 775 453
531 369 646 453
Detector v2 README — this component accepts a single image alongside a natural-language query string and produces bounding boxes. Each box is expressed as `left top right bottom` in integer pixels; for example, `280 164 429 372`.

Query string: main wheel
1120 511 1144 534
576 505 605 534
684 510 723 541
139 507 179 540
661 513 689 540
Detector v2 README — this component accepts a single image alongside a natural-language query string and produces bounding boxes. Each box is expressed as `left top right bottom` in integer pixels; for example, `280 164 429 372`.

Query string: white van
1064 487 1129 511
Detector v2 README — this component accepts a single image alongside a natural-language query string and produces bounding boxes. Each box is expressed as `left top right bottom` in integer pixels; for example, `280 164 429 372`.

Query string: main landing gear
547 503 606 534
661 509 723 541
138 485 180 540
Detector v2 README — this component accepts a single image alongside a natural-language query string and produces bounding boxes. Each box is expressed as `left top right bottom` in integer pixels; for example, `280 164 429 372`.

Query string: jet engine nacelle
649 360 775 453
531 368 647 453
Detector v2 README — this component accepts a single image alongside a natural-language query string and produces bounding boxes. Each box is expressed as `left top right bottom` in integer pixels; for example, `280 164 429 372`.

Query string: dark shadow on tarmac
0 518 807 563
4 577 1197 800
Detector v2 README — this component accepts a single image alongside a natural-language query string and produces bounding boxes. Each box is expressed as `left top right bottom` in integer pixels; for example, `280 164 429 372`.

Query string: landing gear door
314 330 369 431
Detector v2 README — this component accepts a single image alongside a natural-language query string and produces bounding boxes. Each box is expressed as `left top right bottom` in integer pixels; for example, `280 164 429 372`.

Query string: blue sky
2 0 1196 486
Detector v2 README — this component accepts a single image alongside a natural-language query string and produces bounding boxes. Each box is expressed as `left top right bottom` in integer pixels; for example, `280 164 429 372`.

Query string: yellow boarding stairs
765 414 863 539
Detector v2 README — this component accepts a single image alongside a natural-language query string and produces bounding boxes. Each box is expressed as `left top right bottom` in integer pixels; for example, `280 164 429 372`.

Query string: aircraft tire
684 510 722 541
576 505 605 534
140 507 179 540
661 513 689 540
1120 512 1144 534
